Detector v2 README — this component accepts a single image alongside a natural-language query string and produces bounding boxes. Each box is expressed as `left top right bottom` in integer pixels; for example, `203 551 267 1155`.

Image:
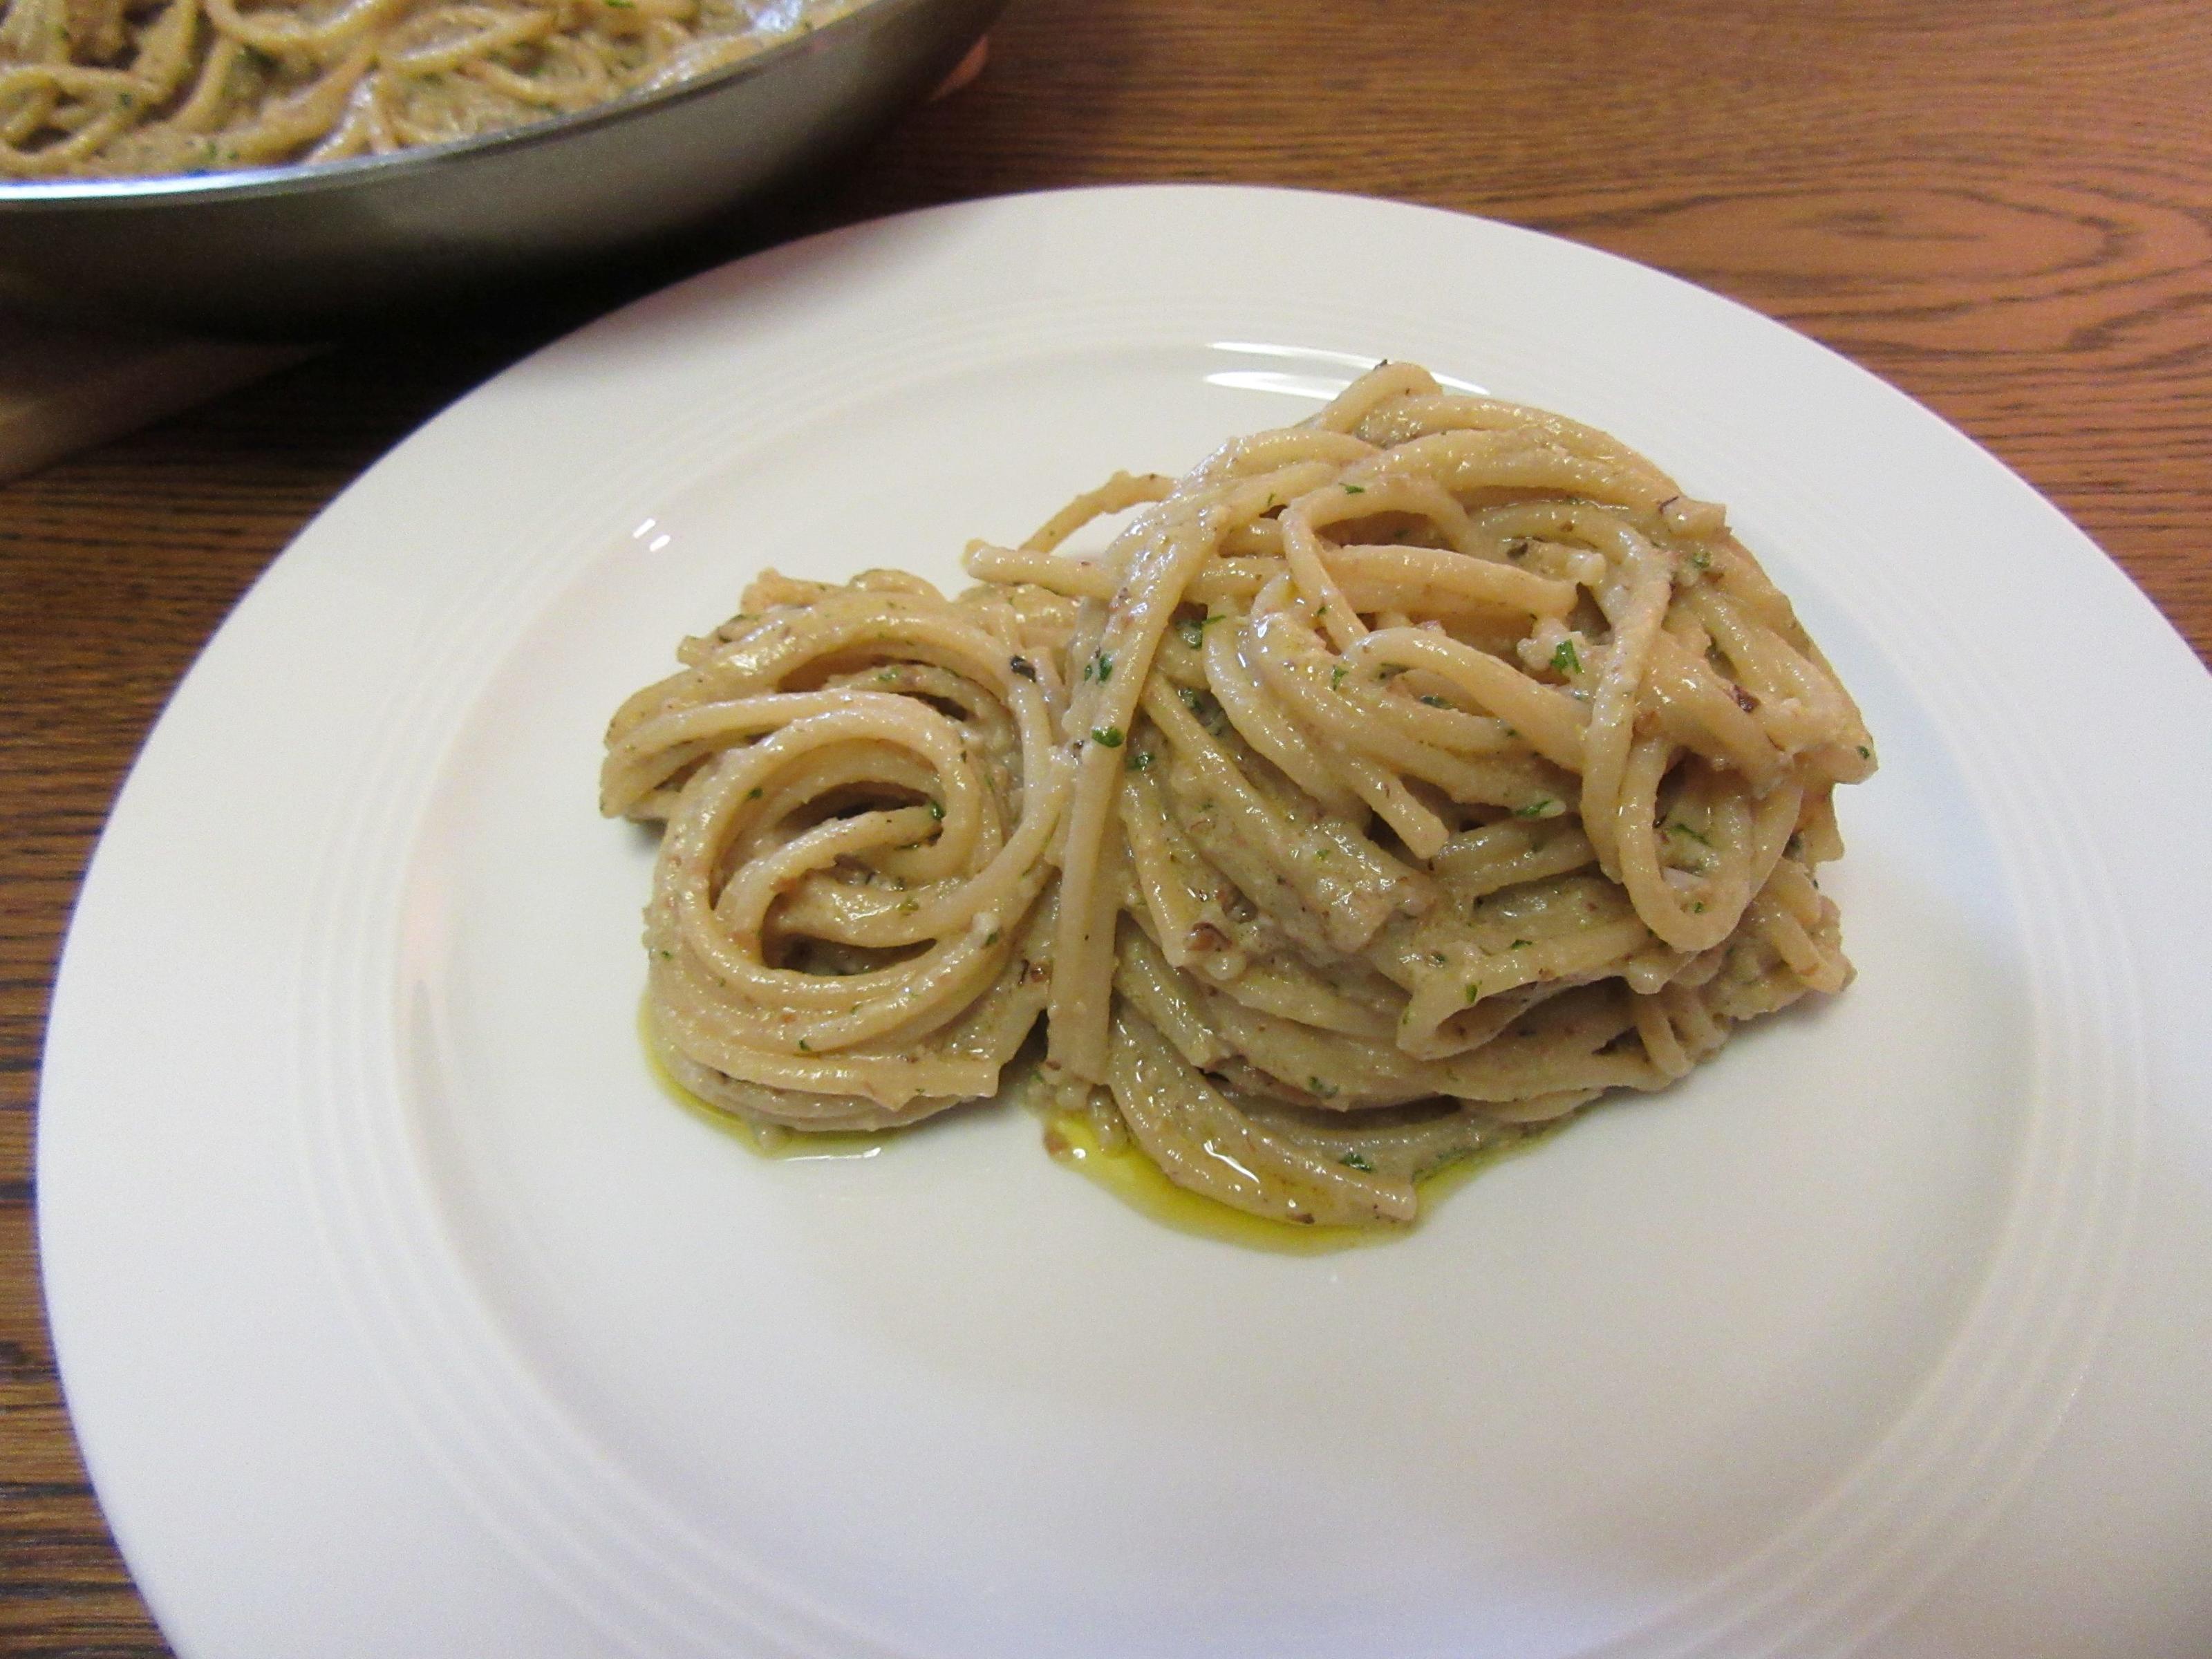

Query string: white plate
40 185 2212 1659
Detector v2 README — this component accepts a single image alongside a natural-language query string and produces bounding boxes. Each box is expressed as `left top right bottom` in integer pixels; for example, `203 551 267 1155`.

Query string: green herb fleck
984 929 1000 946
876 669 897 684
1176 685 1228 733
1427 950 1447 966
1510 939 1531 949
927 799 944 821
1515 798 1553 818
1085 650 1113 683
1857 744 1871 759
1330 664 1348 691
1340 1151 1375 1172
1420 694 1450 708
1177 615 1208 649
1090 725 1124 748
1308 1076 1340 1099
1125 749 1154 773
797 1037 811 1051
1550 637 1582 675
1464 982 1482 1004
1668 821 1713 847
747 787 763 800
1691 901 1708 913
1343 483 1366 495
1690 549 1712 570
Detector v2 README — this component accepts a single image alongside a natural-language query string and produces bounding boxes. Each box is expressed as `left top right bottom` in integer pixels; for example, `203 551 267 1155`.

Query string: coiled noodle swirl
604 365 1875 1228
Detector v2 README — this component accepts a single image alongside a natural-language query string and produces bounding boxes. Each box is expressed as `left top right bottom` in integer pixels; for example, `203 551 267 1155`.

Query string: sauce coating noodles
602 366 1875 1228
0 0 861 176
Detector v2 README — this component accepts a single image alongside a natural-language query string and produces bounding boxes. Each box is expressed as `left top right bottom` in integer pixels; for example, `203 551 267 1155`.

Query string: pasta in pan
0 0 863 177
602 363 1875 1230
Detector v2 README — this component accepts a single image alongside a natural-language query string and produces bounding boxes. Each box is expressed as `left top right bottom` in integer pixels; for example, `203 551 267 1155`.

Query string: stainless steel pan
0 0 1002 335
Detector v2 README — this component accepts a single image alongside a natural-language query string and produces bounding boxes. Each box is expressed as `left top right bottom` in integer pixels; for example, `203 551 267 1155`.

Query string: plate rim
37 182 2212 1659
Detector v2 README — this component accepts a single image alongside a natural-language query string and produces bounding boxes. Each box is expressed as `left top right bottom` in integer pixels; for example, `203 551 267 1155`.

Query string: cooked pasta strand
604 366 1874 1230
1 0 865 175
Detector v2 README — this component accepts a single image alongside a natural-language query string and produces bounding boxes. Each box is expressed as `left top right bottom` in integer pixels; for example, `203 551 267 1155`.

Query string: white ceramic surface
39 185 2212 1659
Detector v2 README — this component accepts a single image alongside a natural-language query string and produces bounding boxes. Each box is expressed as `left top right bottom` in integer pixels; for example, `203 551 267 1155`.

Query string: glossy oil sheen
641 1004 893 1161
1038 1107 1571 1254
646 997 1568 1239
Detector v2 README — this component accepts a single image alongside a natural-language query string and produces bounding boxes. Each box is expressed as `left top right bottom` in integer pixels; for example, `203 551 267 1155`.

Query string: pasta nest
604 362 1875 1228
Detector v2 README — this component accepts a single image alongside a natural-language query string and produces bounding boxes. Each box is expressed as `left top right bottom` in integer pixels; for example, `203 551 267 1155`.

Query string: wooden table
3 1 2206 1650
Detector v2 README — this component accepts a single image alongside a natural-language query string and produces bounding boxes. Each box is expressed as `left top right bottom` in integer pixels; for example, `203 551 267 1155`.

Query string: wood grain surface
3 0 2207 1650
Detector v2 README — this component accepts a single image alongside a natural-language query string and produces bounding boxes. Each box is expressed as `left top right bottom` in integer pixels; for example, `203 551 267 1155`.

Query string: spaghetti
0 0 861 176
603 364 1875 1228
